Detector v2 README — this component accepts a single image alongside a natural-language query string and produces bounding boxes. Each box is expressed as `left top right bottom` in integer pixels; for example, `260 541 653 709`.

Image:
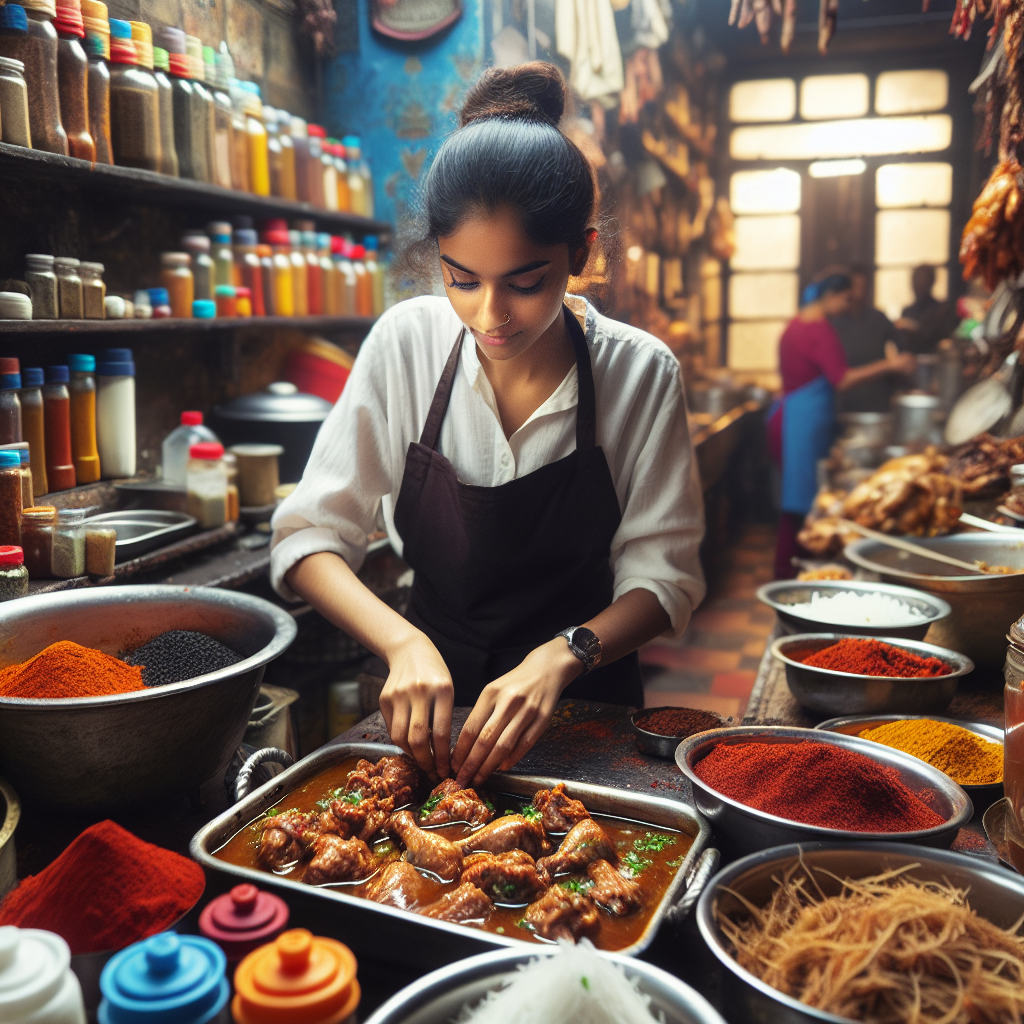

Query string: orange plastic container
232 928 359 1024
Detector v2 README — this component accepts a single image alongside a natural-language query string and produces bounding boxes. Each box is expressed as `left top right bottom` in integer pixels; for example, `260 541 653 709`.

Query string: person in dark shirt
899 265 959 354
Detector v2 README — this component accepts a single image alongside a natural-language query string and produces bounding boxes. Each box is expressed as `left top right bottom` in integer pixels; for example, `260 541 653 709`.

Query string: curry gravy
214 757 693 951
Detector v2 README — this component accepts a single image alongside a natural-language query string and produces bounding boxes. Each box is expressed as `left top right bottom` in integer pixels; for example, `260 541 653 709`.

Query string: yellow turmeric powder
858 718 1002 786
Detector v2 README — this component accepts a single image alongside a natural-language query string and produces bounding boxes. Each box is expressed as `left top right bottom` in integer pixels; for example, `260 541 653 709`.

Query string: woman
768 272 915 578
270 63 705 787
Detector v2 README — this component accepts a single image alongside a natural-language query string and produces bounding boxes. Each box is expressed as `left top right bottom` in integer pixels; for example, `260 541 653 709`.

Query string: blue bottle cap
343 135 360 147
192 299 216 318
147 287 170 306
0 374 20 391
364 235 377 250
97 349 135 376
21 367 44 387
0 451 20 469
233 229 258 246
109 18 132 40
0 5 28 32
214 285 236 297
19 449 29 465
68 354 96 373
45 366 69 384
240 80 260 97
99 932 229 1024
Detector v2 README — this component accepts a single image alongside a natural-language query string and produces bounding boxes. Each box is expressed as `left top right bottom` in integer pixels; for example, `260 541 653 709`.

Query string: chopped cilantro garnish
561 877 594 894
667 854 686 869
633 832 676 852
315 787 361 811
263 806 279 818
516 918 535 932
484 799 495 811
622 851 651 877
581 976 590 991
419 792 443 818
375 841 395 857
521 805 543 823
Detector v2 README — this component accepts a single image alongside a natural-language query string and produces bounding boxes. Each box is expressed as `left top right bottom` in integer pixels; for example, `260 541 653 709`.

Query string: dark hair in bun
421 63 597 263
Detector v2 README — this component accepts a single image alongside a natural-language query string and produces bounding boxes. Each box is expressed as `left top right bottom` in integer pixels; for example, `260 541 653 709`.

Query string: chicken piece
303 835 375 886
537 818 616 882
461 850 546 904
389 809 463 880
362 860 444 910
419 882 493 924
257 810 319 870
454 814 549 858
419 779 493 827
524 885 601 942
531 783 590 833
344 755 425 808
587 859 642 916
329 794 395 843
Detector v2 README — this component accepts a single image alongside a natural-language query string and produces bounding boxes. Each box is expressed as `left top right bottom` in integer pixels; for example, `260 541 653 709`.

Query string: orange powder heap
0 640 146 699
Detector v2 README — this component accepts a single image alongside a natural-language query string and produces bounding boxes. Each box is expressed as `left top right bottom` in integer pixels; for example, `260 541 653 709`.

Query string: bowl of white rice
757 580 951 640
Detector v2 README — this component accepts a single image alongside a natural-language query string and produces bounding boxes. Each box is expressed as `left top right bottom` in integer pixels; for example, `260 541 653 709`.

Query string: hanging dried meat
960 160 1024 290
946 432 1024 495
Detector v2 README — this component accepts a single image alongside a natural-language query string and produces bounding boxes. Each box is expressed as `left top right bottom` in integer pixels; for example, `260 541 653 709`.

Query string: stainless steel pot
891 393 943 445
0 586 297 810
836 412 892 448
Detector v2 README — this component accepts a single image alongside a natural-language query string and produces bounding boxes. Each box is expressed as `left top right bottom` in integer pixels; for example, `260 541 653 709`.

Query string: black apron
392 305 644 708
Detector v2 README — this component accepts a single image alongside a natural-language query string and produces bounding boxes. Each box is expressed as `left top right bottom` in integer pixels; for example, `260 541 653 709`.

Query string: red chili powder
0 820 206 954
693 740 945 833
802 638 951 678
636 708 722 737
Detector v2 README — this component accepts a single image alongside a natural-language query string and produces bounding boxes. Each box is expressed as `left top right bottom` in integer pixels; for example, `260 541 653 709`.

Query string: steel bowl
0 775 19 898
757 580 951 640
844 533 1024 669
675 726 972 857
364 945 727 1024
770 633 972 716
0 585 296 810
697 841 1024 1024
629 707 724 759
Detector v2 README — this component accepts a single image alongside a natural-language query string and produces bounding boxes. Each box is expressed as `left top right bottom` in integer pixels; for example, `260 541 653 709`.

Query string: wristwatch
558 626 603 675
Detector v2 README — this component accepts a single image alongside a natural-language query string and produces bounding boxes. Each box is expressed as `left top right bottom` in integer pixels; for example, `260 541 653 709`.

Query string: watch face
572 627 602 660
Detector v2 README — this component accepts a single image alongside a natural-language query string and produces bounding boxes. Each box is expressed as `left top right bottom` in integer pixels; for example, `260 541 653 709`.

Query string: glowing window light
729 79 796 123
876 162 952 208
729 272 799 320
731 215 801 271
875 266 949 321
730 168 801 214
809 159 867 178
728 321 786 371
875 209 950 266
875 70 948 115
730 114 952 161
800 74 869 120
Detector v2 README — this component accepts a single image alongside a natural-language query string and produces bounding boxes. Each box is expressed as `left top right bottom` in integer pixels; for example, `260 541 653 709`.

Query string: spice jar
43 365 75 491
0 55 31 146
0 359 22 446
24 254 58 319
150 45 178 176
0 0 68 155
235 285 252 317
209 221 233 287
214 284 236 318
19 367 46 495
51 507 84 577
165 51 198 179
186 35 214 184
54 257 83 318
15 448 32 507
68 354 99 483
96 348 135 478
85 524 114 575
287 230 308 316
160 252 194 317
54 0 94 161
0 545 29 600
186 441 226 528
107 19 160 172
19 505 54 577
241 82 268 196
223 450 239 521
306 123 326 208
209 45 232 189
229 79 250 192
0 450 23 546
181 232 213 300
78 261 105 318
81 0 111 164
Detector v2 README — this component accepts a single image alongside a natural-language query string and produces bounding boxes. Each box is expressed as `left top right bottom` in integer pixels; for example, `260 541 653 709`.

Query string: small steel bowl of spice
630 706 727 759
676 725 972 857
770 633 973 717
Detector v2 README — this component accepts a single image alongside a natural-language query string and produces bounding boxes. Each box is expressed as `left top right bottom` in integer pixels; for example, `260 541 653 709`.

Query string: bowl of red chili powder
630 706 727 758
770 633 973 717
675 725 972 856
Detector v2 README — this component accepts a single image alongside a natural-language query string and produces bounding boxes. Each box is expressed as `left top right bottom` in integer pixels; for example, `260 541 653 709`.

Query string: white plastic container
0 926 87 1024
161 411 217 487
96 348 136 479
186 441 227 528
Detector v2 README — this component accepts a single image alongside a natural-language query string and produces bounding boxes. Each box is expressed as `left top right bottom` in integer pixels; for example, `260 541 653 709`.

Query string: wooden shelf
0 315 376 337
0 142 392 236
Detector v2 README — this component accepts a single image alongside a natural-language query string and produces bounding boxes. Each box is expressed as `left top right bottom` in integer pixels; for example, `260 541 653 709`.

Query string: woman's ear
570 229 599 276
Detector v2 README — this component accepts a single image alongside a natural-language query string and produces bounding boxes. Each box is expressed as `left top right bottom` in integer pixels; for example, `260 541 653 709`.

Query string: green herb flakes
633 832 676 853
622 851 651 877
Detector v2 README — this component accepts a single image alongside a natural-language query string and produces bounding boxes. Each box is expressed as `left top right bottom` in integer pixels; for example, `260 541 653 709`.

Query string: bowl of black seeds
121 630 244 687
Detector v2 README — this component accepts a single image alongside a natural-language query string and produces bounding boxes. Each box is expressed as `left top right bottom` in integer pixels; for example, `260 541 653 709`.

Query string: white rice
786 590 927 627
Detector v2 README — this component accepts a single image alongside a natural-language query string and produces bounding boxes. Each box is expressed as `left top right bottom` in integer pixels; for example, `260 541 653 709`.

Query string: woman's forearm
584 588 671 667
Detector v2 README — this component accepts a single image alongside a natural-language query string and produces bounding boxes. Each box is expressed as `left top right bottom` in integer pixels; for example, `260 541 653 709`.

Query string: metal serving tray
86 510 198 562
190 742 711 970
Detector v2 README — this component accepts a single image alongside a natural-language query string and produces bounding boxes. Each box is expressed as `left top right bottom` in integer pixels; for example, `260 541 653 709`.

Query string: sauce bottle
229 78 250 192
343 135 367 216
235 229 264 315
67 354 99 483
265 104 284 197
181 232 213 301
208 221 233 287
160 252 194 317
298 223 321 314
96 348 135 479
333 141 350 211
0 926 87 1024
305 123 326 208
150 44 179 176
53 0 94 161
107 19 160 171
208 43 233 189
257 243 275 315
287 229 308 316
261 220 293 316
80 0 112 163
364 235 385 316
350 244 373 317
318 233 339 315
289 114 310 202
333 236 356 316
199 884 289 964
241 81 268 195
0 359 22 446
276 109 296 200
42 366 75 491
19 367 47 495
321 137 338 211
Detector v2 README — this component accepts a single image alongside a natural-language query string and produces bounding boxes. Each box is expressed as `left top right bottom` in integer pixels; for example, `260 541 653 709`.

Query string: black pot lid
214 383 333 423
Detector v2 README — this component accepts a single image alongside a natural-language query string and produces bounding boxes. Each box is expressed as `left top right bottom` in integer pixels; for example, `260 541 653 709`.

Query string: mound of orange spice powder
802 638 950 678
0 640 146 699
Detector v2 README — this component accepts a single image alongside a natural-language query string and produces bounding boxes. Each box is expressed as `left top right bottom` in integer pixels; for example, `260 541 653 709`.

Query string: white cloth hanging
556 0 624 101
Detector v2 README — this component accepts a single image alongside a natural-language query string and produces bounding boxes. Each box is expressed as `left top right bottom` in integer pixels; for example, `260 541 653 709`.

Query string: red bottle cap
181 411 203 426
190 442 224 460
54 0 84 36
109 35 137 64
235 286 251 299
168 52 191 77
350 244 365 259
307 124 326 138
0 546 24 567
198 884 290 962
0 358 19 375
330 236 343 255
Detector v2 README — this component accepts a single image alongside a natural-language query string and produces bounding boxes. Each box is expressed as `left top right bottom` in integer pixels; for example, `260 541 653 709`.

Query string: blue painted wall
323 0 485 231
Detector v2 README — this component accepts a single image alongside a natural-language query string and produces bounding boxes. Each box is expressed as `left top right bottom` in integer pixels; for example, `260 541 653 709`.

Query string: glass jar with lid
81 0 112 163
78 261 105 319
0 55 31 147
54 0 95 161
54 256 83 318
151 45 178 176
107 18 160 171
160 252 194 318
20 504 55 577
0 545 28 601
51 506 85 577
187 441 227 528
24 254 58 319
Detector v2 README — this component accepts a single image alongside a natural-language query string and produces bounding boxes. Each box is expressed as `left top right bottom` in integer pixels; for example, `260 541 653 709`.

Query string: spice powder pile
0 640 146 698
802 638 951 678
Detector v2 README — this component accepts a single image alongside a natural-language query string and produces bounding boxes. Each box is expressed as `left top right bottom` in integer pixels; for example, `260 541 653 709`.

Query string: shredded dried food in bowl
801 638 951 678
716 858 1024 1023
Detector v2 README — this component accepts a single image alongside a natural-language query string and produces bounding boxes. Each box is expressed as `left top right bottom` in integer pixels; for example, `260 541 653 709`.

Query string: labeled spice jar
0 55 31 146
54 0 95 161
107 19 160 171
51 506 85 577
0 450 23 546
19 367 46 495
160 252 194 317
24 254 58 319
96 348 135 478
0 359 22 446
187 441 227 528
81 0 111 163
78 261 105 318
85 524 115 575
181 232 213 300
151 45 178 176
0 545 28 601
68 353 99 483
54 256 83 318
20 504 55 577
43 365 76 491
0 0 68 155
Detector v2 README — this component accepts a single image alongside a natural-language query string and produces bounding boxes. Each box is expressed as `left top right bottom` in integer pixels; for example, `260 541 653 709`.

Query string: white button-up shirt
270 295 706 636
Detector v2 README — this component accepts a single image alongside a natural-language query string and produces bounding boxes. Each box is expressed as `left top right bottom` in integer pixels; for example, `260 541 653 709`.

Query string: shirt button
501 453 510 466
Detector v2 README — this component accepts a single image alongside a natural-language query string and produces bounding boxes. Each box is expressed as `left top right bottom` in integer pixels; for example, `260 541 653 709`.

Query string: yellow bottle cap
129 21 153 68
232 929 359 1024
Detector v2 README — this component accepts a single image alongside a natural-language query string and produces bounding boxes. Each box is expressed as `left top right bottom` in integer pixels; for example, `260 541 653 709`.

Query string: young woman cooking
270 63 705 787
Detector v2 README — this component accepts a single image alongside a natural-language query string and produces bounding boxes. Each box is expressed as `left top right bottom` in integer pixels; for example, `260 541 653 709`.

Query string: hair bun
460 62 566 128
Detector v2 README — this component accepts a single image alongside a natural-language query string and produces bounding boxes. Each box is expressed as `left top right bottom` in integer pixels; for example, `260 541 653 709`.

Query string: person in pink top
767 272 915 578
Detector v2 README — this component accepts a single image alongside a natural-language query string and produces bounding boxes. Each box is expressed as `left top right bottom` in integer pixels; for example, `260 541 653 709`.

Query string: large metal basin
0 585 296 810
844 533 1024 669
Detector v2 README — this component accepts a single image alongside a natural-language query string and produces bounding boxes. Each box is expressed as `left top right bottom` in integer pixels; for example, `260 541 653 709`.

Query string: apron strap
418 304 598 454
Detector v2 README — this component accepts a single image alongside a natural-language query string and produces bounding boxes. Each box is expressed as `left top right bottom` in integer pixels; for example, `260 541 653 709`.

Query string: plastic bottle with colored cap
107 18 160 171
186 441 226 528
81 0 111 162
151 44 179 176
161 410 216 487
98 931 229 1024
19 366 47 495
0 358 22 447
198 884 289 963
0 544 28 600
43 366 75 492
68 354 100 483
232 928 359 1024
0 925 86 1023
54 0 95 161
96 348 135 478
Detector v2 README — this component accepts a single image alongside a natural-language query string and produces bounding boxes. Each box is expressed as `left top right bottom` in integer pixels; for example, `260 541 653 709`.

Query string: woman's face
438 206 581 364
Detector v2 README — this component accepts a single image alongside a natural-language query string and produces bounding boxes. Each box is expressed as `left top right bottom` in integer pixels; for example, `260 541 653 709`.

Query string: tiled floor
640 523 776 720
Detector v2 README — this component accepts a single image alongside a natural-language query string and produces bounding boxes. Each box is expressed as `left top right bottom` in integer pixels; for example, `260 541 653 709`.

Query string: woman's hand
451 639 581 788
379 634 455 780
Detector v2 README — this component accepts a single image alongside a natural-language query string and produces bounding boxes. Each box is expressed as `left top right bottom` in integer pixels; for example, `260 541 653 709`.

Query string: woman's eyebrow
439 255 551 277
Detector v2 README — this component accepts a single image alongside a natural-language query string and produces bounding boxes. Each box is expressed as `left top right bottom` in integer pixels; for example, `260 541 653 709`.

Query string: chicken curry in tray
214 754 693 951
